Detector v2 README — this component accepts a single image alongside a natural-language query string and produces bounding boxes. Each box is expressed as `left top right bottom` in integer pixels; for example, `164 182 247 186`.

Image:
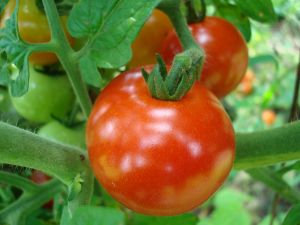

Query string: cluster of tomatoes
1 1 248 216
86 10 248 215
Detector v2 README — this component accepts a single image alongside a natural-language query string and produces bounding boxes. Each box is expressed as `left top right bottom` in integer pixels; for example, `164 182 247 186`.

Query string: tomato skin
1 0 74 65
11 66 75 123
86 67 235 216
160 17 248 98
129 10 172 68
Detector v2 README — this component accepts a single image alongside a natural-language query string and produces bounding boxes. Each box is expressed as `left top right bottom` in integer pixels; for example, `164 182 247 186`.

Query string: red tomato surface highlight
160 16 248 98
86 67 235 216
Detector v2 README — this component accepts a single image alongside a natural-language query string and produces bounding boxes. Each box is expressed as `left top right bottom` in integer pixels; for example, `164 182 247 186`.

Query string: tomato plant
86 67 235 216
11 65 75 123
0 0 73 65
128 9 172 68
160 16 248 98
1 0 300 224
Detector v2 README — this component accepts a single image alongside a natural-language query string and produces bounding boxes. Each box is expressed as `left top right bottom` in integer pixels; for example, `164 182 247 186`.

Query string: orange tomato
1 0 74 65
262 109 276 125
129 9 172 68
238 68 255 95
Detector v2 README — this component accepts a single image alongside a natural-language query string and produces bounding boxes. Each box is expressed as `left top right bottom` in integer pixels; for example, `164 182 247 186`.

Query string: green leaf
129 213 198 225
249 54 279 71
61 206 125 225
67 0 103 38
213 188 251 208
79 55 102 87
215 5 251 42
282 204 300 225
68 0 161 68
233 0 277 23
198 188 252 225
0 4 32 97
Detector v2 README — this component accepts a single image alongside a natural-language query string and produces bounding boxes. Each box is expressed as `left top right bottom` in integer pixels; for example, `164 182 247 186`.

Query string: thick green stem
159 0 201 50
0 122 88 186
41 0 71 50
58 52 92 118
234 121 300 169
0 122 94 210
41 0 92 117
2 120 300 174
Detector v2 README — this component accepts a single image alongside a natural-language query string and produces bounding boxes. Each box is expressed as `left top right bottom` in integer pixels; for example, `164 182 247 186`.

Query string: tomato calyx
142 48 204 101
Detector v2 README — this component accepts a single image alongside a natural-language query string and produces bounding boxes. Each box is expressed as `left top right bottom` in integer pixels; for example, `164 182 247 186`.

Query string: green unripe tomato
0 88 13 112
11 66 75 123
38 121 86 149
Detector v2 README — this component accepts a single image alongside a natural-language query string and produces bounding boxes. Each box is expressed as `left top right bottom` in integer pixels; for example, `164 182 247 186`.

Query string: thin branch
288 50 300 122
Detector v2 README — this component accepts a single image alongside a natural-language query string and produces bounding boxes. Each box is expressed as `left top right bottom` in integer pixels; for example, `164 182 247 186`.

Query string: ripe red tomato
128 9 172 68
1 0 74 65
30 170 53 209
160 16 248 98
86 67 235 216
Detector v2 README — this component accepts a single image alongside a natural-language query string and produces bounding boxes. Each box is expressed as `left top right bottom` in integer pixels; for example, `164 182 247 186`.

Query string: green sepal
143 48 204 101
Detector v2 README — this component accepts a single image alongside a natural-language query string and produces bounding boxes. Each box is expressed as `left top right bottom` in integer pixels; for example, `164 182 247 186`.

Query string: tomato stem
234 121 300 169
41 0 92 117
158 0 202 51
